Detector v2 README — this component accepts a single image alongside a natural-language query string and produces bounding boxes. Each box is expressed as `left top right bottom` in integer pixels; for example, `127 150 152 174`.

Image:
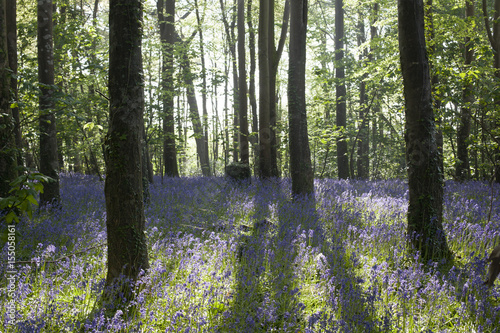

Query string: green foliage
0 171 52 225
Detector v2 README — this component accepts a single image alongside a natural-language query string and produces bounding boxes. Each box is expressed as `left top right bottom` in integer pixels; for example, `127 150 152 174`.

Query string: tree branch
275 0 290 68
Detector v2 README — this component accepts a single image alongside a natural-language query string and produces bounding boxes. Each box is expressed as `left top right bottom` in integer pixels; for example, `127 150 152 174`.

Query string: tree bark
493 0 500 183
238 0 249 164
219 0 239 162
481 0 500 182
194 0 211 170
158 0 179 177
425 0 444 180
269 0 289 177
38 0 60 205
289 0 313 196
456 0 474 181
0 0 17 197
398 0 451 261
335 0 349 179
356 13 369 179
247 0 259 173
6 0 21 168
104 0 149 303
258 0 272 178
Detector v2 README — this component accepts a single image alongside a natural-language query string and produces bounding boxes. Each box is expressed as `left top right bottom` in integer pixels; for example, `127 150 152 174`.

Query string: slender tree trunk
425 0 444 179
195 0 211 170
356 13 369 179
482 0 500 182
335 0 348 179
158 0 179 177
398 0 451 261
456 0 474 181
6 0 21 168
220 0 240 163
177 34 212 176
224 51 230 166
237 0 249 164
289 0 313 196
104 0 149 304
38 0 60 205
247 0 259 173
258 0 272 178
369 3 379 178
269 0 289 177
0 0 17 197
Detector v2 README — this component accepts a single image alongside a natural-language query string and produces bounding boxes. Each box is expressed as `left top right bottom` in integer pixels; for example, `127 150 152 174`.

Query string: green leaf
5 211 18 224
26 195 38 206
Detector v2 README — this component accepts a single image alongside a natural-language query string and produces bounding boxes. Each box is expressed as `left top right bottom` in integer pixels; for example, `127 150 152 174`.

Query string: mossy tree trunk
398 0 451 261
104 0 150 305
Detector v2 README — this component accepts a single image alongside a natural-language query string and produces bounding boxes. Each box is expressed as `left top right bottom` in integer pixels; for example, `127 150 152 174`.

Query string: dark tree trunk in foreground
158 0 179 177
398 0 451 261
104 0 149 303
289 0 313 196
0 0 17 197
456 0 474 181
335 0 349 179
38 0 59 205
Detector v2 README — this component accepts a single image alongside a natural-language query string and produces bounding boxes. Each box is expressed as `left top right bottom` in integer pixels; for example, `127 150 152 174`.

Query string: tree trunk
425 0 444 180
38 0 60 205
0 0 17 197
6 0 21 168
481 0 500 182
177 34 211 176
238 0 249 164
104 0 149 304
289 0 313 196
398 0 451 261
356 13 369 179
258 0 272 178
335 0 349 179
219 0 239 163
456 0 474 181
269 0 289 177
247 0 259 174
158 0 179 177
194 0 211 170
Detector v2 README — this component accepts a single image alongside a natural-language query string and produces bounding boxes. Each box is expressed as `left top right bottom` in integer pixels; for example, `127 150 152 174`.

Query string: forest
1 0 500 332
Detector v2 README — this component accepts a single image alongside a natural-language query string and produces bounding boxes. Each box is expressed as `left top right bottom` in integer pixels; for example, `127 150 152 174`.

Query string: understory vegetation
1 174 499 332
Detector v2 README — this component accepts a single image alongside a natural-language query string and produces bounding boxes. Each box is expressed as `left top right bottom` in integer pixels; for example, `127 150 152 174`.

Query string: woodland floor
1 174 500 332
